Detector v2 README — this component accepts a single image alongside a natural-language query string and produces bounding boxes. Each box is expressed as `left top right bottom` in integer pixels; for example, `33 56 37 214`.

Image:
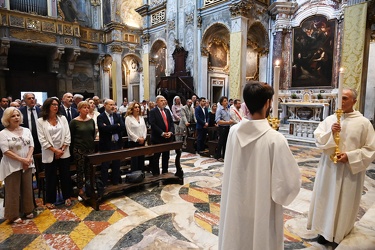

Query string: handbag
125 170 145 183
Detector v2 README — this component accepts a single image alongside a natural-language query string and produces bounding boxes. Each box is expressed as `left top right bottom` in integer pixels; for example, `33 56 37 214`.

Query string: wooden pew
85 141 184 210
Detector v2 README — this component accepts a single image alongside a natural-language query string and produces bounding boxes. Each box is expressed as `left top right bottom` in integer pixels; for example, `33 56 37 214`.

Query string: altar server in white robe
307 88 375 245
219 82 301 250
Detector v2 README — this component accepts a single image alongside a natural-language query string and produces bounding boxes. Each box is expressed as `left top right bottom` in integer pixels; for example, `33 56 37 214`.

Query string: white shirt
125 115 147 143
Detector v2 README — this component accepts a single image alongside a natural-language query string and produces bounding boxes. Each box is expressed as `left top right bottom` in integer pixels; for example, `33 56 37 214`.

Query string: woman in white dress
0 107 35 223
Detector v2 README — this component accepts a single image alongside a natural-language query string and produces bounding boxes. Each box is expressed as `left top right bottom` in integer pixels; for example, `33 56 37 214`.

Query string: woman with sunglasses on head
125 102 147 172
0 107 35 223
37 97 73 209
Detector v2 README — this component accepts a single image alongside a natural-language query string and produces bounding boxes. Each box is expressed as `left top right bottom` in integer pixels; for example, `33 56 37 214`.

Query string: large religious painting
208 38 228 68
292 16 336 88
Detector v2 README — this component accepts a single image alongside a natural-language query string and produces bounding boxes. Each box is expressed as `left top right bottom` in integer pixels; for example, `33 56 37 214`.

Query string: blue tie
110 114 119 141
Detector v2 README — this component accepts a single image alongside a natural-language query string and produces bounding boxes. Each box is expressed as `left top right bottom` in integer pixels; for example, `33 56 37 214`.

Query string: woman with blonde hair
125 102 147 172
172 96 183 141
37 97 73 209
70 101 96 196
0 107 35 223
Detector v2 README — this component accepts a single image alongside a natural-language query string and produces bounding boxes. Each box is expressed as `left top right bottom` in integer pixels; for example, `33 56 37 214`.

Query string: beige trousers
4 168 34 221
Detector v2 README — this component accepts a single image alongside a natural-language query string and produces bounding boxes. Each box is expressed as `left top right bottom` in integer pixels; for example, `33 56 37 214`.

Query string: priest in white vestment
307 88 375 244
219 82 301 250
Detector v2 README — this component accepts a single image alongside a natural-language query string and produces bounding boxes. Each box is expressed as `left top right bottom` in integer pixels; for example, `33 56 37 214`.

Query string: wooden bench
85 141 184 210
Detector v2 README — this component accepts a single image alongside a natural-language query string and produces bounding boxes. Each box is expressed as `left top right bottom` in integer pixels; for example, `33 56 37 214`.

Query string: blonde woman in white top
125 102 147 172
0 107 35 223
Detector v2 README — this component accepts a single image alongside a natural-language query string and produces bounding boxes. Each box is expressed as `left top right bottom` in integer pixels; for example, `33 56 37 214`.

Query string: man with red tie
149 95 175 176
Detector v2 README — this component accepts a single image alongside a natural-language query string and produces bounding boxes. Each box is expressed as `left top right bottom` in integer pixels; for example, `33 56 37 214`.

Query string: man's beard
266 106 271 118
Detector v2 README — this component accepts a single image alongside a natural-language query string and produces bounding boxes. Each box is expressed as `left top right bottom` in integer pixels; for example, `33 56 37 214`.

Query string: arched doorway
122 55 142 102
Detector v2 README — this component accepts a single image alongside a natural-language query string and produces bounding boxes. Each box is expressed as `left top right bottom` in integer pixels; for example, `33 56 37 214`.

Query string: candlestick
273 60 280 119
337 68 344 109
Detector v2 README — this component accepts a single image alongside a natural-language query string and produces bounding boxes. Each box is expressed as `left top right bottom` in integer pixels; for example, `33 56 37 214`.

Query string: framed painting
292 15 336 88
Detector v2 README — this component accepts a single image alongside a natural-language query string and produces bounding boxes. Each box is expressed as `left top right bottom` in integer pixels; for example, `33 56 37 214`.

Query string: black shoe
317 235 329 244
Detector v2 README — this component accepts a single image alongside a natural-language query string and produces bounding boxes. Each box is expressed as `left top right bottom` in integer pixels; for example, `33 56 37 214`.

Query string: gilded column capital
229 0 253 18
110 44 123 53
90 0 101 6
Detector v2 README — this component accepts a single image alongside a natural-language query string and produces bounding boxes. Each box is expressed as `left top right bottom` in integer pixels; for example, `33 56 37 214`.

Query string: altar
280 101 330 139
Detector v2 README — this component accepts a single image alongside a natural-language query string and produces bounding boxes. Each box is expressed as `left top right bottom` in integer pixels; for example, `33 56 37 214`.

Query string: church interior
0 0 375 249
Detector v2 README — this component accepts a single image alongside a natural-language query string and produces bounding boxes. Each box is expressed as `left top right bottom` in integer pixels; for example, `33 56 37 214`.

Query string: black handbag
125 170 145 183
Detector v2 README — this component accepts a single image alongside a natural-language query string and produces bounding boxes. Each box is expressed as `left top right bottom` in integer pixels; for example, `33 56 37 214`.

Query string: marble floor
0 144 375 250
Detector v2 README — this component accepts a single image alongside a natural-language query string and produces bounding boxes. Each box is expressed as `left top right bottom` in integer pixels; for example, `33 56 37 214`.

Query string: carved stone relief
72 73 94 90
185 27 194 75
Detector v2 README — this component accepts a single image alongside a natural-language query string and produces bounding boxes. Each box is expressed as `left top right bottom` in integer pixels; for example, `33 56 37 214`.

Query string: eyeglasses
51 103 59 106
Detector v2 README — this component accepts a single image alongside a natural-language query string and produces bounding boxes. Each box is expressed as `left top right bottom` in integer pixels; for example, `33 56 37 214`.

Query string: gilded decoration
26 19 41 31
42 21 56 33
9 15 25 28
90 0 101 6
197 16 202 28
229 1 253 18
64 38 73 45
186 12 194 25
10 29 57 43
111 44 123 53
142 33 151 43
201 47 209 57
64 25 73 35
80 42 98 49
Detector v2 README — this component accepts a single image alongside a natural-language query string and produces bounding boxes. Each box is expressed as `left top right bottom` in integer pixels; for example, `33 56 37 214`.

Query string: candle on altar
272 60 281 118
337 68 344 110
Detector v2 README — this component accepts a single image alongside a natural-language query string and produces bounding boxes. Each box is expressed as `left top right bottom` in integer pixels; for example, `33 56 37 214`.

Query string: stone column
142 36 151 101
102 69 110 100
110 45 123 106
229 4 248 99
90 0 102 29
199 47 209 98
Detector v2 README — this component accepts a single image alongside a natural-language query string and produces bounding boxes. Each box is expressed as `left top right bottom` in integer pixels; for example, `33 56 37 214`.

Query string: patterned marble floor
0 144 375 250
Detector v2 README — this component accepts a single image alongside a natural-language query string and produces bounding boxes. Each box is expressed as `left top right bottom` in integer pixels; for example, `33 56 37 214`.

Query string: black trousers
101 142 121 186
44 157 72 204
196 128 207 152
128 141 145 172
215 126 230 159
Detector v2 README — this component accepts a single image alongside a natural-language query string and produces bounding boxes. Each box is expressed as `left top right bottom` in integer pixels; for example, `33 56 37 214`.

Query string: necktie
29 108 37 136
66 108 71 122
161 109 168 132
110 114 119 141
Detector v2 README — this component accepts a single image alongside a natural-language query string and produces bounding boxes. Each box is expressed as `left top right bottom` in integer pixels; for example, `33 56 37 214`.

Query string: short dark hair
233 99 241 105
243 81 274 115
41 97 62 120
219 96 228 105
199 97 206 102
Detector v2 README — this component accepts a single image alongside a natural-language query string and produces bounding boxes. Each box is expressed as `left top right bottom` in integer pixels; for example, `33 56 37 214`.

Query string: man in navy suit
97 99 125 186
19 93 42 153
0 97 8 130
149 95 175 176
195 97 209 154
59 92 79 123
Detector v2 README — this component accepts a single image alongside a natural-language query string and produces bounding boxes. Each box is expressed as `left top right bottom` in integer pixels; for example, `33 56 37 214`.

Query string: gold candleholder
268 116 280 131
330 109 343 163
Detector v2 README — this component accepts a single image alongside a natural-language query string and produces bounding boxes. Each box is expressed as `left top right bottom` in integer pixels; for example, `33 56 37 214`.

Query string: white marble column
102 69 110 100
112 52 123 106
47 0 57 17
199 54 208 98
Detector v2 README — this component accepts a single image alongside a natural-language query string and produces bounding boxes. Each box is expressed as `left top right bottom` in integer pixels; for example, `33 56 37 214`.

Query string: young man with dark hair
219 81 301 250
195 97 209 154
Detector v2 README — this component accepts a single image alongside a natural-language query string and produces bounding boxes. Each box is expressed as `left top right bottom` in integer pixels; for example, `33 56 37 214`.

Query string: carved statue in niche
59 0 90 27
208 38 228 68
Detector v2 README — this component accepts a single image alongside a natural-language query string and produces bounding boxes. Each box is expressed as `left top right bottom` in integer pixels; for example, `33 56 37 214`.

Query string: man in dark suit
149 95 175 176
59 92 79 123
97 99 125 186
0 97 9 130
195 97 209 154
19 93 42 153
